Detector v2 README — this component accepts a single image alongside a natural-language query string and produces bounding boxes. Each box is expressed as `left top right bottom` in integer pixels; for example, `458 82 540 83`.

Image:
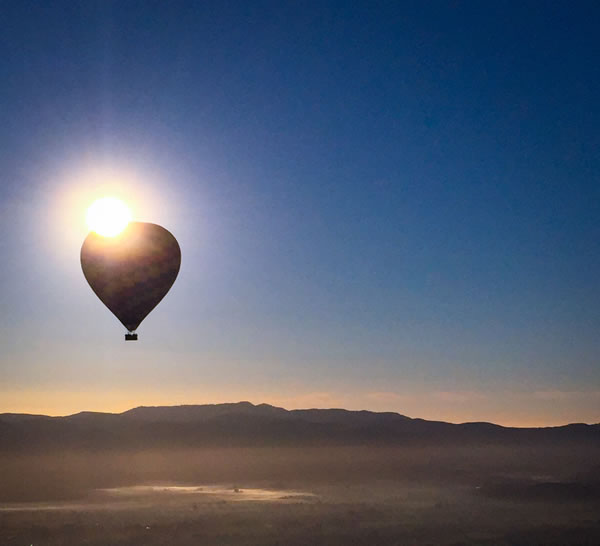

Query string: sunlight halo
86 197 132 237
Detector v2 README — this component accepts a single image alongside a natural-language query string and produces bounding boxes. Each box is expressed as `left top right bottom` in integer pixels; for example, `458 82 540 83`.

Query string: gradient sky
1 1 599 426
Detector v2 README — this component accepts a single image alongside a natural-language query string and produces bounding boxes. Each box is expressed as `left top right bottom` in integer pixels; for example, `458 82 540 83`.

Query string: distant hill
0 402 598 452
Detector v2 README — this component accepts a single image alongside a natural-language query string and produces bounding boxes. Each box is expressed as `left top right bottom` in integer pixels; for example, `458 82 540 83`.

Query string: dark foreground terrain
1 404 599 544
1 445 599 545
1 480 599 546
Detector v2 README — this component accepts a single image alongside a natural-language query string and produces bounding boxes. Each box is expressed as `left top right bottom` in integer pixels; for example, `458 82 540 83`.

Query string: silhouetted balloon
81 222 181 339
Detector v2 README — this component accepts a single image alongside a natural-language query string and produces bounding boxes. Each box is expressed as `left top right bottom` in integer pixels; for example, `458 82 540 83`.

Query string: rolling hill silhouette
1 402 598 452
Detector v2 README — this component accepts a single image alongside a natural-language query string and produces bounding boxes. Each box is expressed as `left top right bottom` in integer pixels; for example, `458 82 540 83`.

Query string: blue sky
1 1 599 424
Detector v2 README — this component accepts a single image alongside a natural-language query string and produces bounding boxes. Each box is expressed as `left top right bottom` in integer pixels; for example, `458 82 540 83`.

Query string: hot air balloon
81 222 181 340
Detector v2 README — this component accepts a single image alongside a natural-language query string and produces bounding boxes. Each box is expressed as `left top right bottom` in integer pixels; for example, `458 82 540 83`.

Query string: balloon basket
125 333 138 341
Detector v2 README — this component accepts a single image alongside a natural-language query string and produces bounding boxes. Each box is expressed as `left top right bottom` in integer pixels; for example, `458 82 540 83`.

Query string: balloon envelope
81 222 181 333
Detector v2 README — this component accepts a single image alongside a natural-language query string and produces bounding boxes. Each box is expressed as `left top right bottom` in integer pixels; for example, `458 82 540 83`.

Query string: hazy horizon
2 396 599 428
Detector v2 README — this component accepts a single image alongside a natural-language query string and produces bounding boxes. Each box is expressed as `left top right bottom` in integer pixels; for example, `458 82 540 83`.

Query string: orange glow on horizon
1 388 597 428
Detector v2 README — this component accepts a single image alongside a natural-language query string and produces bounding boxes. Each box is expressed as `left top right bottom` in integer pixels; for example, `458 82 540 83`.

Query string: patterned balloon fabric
81 222 181 334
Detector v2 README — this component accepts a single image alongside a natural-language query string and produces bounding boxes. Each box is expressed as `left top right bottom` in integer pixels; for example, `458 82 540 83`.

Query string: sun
86 197 132 237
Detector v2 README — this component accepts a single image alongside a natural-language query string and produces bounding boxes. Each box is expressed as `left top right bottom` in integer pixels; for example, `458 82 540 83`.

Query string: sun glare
86 197 132 237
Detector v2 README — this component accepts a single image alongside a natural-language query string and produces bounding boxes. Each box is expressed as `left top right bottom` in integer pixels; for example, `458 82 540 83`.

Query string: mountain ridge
1 401 598 428
1 401 598 456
